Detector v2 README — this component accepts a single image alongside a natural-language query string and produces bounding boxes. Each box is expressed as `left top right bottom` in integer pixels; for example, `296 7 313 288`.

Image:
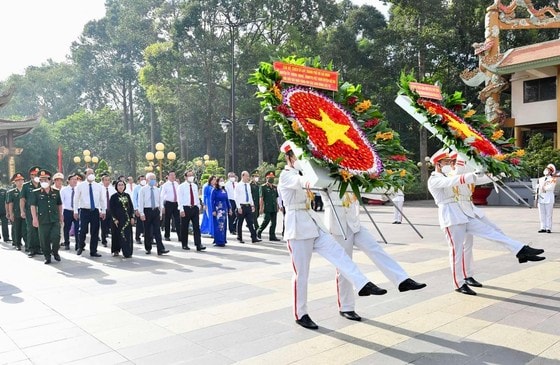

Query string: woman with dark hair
211 177 231 246
109 180 135 258
200 175 216 237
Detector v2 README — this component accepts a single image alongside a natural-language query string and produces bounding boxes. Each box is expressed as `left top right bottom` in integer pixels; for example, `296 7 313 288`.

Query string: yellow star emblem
307 109 358 149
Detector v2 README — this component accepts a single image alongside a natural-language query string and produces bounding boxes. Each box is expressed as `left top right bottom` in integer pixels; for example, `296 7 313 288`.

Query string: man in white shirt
60 173 79 250
224 172 238 234
178 170 206 251
132 175 146 244
100 174 117 247
125 176 136 195
234 171 260 243
73 168 106 257
160 171 181 241
536 163 557 233
137 172 169 255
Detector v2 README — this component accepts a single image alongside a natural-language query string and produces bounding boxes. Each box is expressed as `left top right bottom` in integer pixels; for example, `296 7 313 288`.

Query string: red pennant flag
57 146 63 173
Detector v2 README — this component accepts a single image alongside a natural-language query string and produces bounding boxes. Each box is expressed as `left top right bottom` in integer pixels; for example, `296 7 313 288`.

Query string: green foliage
523 134 560 178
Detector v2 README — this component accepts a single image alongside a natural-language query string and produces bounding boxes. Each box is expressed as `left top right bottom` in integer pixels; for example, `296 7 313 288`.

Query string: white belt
456 196 472 202
437 197 457 205
286 203 309 211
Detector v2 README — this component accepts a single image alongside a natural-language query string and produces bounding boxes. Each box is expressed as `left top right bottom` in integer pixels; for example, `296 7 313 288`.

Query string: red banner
57 146 63 173
273 62 339 91
409 82 443 101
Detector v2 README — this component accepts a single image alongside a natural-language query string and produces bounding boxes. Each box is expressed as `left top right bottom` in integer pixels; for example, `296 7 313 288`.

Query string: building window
523 76 556 103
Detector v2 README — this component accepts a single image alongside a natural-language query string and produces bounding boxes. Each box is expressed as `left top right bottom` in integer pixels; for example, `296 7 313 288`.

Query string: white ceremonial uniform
278 166 369 320
321 191 408 312
537 175 556 231
428 171 524 289
392 189 404 223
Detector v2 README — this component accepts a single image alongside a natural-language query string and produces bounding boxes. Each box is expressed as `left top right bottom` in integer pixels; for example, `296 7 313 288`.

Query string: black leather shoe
455 284 477 295
64 245 70 251
358 282 387 296
77 248 83 256
517 245 545 263
28 252 35 258
158 250 170 255
145 251 151 254
164 237 170 241
538 229 547 233
339 311 362 321
90 253 102 257
252 238 262 243
53 254 61 262
44 258 51 264
196 246 206 251
398 278 427 292
547 230 552 233
102 242 107 247
16 246 21 251
464 277 482 287
182 246 191 250
295 314 318 330
237 239 245 243
270 237 281 242
518 255 546 263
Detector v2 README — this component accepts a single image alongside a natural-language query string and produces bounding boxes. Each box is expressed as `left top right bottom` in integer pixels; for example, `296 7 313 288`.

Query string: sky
0 0 390 82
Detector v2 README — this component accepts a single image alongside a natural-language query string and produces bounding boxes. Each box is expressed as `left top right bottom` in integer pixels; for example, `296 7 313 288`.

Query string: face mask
267 178 274 184
543 169 550 176
149 179 156 187
219 181 226 187
40 182 50 189
33 177 40 183
187 176 194 183
87 174 95 182
140 180 147 186
441 165 452 175
253 177 259 183
229 177 235 182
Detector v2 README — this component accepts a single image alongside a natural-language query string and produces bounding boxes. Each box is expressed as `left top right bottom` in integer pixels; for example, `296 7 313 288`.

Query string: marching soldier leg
333 233 355 312
287 238 313 319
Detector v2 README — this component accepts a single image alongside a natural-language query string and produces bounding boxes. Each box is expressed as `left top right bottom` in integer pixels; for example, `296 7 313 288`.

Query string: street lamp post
220 117 256 172
145 143 177 182
73 149 100 170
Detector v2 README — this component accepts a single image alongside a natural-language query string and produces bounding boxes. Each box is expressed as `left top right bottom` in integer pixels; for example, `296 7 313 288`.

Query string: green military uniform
30 170 62 264
7 173 27 251
0 187 10 243
250 176 261 229
257 172 280 241
21 166 41 256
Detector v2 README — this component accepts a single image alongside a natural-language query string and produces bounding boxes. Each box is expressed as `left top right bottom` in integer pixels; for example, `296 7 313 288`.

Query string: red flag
57 146 63 173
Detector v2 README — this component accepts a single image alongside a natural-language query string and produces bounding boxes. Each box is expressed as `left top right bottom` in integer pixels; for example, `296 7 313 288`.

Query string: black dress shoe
196 246 206 251
339 311 362 321
28 252 35 258
53 254 61 262
164 237 170 241
158 250 170 255
358 282 387 296
547 230 552 233
516 245 545 263
464 277 482 287
237 239 245 243
102 242 107 247
145 251 151 254
270 237 281 242
44 258 51 264
182 246 191 250
398 278 427 292
16 246 21 251
252 238 262 243
455 284 477 295
90 253 102 257
77 248 83 256
538 229 547 233
64 245 70 251
295 314 318 330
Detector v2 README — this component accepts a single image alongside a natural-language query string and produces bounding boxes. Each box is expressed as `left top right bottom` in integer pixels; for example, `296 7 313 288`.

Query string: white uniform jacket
537 176 557 204
278 167 326 240
428 171 477 229
320 191 361 236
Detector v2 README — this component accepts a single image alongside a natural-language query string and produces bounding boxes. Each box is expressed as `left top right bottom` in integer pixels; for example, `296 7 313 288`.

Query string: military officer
250 172 261 229
30 170 63 264
20 166 42 257
257 171 280 241
536 163 557 233
7 173 26 251
0 183 11 243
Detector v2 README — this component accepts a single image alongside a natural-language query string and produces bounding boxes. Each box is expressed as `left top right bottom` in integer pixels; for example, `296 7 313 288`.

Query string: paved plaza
0 201 559 364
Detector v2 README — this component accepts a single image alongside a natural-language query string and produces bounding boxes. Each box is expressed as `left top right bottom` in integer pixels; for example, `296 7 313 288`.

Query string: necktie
232 182 235 189
172 182 177 202
189 184 194 206
150 187 156 209
89 183 95 209
244 183 249 202
106 188 110 211
71 187 74 209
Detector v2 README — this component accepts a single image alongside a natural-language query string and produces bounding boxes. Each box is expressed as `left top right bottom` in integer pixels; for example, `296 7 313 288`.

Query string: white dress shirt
234 181 254 207
60 185 76 211
125 182 136 195
177 182 200 210
132 184 143 210
102 184 117 206
160 180 179 203
137 184 162 216
225 180 236 200
73 181 107 214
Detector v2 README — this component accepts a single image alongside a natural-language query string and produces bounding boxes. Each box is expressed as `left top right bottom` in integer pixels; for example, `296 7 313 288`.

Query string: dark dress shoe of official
77 247 83 256
237 238 245 243
53 254 61 262
295 314 319 330
358 282 387 296
547 230 552 233
44 257 51 264
64 245 70 251
455 284 477 295
28 252 35 258
145 250 151 254
538 229 547 233
182 246 191 250
339 311 362 321
270 237 281 242
398 278 427 292
252 238 262 243
102 242 108 247
90 253 102 258
196 246 206 251
16 246 21 251
158 250 170 255
464 277 482 287
516 245 545 263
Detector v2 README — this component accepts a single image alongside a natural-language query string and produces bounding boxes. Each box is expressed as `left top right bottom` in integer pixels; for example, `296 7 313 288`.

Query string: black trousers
163 201 180 240
180 206 201 248
228 199 237 233
101 210 112 243
258 211 278 239
237 205 257 241
134 218 144 240
0 213 9 241
143 208 165 253
79 208 100 254
63 209 78 247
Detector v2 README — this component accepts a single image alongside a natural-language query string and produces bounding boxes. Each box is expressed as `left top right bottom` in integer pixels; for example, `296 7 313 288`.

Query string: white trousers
538 202 554 230
393 201 404 223
287 230 369 320
334 227 408 312
444 217 524 289
462 216 503 279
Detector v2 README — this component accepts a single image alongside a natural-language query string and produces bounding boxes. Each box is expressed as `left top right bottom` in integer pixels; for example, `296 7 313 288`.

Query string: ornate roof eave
0 113 41 139
494 56 560 75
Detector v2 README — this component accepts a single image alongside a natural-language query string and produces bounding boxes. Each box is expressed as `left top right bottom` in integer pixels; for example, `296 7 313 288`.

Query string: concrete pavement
0 201 559 364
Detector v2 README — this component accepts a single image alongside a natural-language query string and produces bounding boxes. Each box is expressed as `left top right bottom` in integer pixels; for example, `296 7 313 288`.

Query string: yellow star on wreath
306 109 358 149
